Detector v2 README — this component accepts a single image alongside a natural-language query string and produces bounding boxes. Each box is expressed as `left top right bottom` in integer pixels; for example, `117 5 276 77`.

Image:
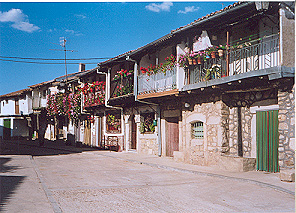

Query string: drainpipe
97 68 124 146
126 56 162 157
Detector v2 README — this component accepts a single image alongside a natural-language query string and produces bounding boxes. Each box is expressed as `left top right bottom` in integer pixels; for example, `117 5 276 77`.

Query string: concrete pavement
0 140 295 212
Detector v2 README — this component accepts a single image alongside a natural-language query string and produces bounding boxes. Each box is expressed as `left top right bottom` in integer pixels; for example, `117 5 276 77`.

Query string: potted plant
205 64 222 80
218 45 226 57
196 51 206 64
206 46 219 59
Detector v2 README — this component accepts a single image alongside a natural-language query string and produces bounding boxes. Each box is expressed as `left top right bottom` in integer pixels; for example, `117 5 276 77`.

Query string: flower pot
211 51 217 58
192 59 197 65
197 57 202 64
218 49 224 57
188 58 193 65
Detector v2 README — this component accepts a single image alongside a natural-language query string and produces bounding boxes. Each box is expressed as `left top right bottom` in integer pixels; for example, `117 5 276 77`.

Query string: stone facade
181 101 223 166
139 137 158 155
227 107 253 157
278 86 295 168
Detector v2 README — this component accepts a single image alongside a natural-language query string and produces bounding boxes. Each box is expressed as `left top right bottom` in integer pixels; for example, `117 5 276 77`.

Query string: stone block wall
228 107 238 155
139 137 158 155
227 106 253 157
181 101 223 166
278 86 295 168
241 107 253 157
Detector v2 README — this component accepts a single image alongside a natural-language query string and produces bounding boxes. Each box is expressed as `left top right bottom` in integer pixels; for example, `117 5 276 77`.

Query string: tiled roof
29 79 55 88
0 88 32 99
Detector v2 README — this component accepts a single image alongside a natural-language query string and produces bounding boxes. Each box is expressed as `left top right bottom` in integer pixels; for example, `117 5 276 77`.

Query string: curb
30 156 63 213
95 153 294 196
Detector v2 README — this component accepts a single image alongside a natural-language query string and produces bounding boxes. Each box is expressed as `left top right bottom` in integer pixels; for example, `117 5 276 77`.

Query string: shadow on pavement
0 158 20 173
0 139 101 156
0 157 25 212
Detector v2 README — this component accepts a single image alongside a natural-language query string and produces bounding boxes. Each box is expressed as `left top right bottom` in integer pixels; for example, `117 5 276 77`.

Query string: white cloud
178 6 200 14
75 14 86 19
65 29 83 36
145 2 173 13
0 8 40 33
11 21 40 33
65 29 75 34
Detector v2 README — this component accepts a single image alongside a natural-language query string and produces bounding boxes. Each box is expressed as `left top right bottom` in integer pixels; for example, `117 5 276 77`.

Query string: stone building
105 1 295 174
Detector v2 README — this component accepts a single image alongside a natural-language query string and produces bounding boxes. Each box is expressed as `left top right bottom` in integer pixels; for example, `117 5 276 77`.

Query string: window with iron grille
191 121 204 139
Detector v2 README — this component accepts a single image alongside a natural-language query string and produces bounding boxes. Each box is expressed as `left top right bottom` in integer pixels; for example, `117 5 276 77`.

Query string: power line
0 55 111 61
0 58 98 64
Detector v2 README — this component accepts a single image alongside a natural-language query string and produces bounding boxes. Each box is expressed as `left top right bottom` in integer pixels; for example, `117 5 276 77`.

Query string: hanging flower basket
211 51 217 58
218 49 224 57
188 58 193 65
192 59 197 65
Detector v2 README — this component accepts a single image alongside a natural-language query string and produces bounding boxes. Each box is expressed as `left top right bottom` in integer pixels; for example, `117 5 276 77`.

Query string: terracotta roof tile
0 88 32 99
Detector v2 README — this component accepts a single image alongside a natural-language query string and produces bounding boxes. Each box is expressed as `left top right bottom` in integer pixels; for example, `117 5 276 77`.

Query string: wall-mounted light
185 102 190 108
255 2 269 11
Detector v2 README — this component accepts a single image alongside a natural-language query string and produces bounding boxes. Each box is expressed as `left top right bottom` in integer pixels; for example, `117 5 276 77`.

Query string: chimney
79 63 85 72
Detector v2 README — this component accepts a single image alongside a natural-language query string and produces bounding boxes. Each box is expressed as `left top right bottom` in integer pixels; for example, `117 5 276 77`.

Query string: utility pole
50 37 76 92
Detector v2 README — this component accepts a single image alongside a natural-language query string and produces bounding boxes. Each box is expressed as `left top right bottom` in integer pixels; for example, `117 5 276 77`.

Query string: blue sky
0 1 235 95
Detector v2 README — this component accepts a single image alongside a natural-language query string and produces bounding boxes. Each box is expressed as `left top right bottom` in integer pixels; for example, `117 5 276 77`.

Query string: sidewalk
94 151 295 195
2 139 294 195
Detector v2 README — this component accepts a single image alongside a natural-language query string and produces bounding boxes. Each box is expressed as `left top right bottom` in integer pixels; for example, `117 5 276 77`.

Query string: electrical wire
0 58 99 64
0 55 111 61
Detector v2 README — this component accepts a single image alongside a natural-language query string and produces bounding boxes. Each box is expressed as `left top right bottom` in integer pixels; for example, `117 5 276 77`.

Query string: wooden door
131 115 137 149
166 117 179 157
15 100 19 114
84 121 91 146
3 119 11 140
256 110 279 172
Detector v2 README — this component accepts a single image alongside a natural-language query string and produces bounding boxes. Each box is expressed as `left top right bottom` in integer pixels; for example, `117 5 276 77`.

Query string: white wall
1 99 15 115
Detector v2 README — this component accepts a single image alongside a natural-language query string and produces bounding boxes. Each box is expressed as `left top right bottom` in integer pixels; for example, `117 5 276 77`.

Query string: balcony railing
138 67 177 96
186 34 280 85
82 81 106 109
110 75 133 98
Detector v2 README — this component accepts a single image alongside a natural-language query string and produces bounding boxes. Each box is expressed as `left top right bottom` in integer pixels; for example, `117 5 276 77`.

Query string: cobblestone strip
95 153 294 196
29 156 63 213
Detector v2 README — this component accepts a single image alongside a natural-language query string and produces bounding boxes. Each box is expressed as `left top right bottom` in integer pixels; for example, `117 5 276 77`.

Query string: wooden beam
226 30 230 76
137 89 179 100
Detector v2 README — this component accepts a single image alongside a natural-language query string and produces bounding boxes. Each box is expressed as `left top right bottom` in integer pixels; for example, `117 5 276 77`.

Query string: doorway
3 119 11 140
256 110 279 172
131 115 137 150
166 117 179 157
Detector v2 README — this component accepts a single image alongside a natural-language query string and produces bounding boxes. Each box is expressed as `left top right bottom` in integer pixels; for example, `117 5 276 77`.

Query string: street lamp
255 2 269 11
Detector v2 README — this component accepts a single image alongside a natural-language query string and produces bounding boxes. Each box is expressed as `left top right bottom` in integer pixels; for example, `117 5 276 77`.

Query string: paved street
0 140 295 212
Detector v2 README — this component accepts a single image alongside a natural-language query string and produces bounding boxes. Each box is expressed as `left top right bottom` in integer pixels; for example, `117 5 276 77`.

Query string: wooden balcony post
226 30 230 76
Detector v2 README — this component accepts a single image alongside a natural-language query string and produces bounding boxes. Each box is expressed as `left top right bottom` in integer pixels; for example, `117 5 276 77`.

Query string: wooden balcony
185 34 280 88
137 67 177 99
83 89 105 109
110 75 133 98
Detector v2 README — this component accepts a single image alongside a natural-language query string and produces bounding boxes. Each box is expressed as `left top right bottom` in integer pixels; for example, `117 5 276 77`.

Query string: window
140 112 155 133
106 112 121 133
191 121 204 139
42 90 47 98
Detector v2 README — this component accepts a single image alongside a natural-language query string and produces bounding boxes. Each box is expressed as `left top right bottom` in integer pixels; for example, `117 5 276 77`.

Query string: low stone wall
139 137 158 155
218 156 256 172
